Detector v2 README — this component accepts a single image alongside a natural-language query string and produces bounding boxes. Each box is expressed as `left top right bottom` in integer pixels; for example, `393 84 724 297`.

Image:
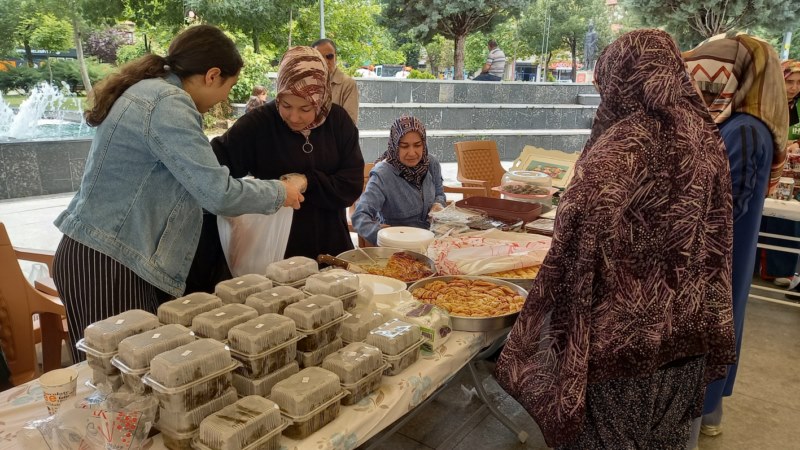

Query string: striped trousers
53 236 169 363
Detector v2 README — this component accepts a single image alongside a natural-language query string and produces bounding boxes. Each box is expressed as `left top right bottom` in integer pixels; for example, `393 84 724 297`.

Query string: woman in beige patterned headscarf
209 45 364 262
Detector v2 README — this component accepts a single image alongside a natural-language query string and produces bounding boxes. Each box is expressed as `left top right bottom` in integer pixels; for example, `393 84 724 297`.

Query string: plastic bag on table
217 207 294 277
18 389 158 450
428 203 486 238
429 231 552 275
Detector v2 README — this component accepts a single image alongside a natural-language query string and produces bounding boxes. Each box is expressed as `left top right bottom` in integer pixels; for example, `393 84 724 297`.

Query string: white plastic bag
217 207 294 277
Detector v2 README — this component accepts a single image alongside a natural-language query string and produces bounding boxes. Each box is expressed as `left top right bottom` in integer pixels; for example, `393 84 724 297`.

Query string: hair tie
163 64 171 71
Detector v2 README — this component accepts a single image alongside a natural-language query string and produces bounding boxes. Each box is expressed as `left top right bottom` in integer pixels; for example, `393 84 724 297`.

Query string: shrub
408 69 435 79
41 59 114 92
230 47 275 103
0 65 43 94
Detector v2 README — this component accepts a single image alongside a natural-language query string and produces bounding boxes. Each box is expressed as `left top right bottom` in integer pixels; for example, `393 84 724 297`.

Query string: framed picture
510 146 581 189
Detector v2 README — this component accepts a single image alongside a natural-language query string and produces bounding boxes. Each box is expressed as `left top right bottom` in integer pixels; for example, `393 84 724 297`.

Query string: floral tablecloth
0 329 499 450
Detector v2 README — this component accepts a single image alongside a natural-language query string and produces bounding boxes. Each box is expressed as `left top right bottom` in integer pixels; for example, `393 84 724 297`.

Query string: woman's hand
429 203 445 215
281 180 304 209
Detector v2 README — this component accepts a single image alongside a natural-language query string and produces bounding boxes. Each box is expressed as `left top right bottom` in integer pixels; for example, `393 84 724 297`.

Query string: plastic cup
39 368 79 415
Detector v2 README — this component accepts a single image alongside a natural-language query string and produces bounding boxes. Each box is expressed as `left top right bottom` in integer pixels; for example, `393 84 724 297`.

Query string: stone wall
0 139 90 200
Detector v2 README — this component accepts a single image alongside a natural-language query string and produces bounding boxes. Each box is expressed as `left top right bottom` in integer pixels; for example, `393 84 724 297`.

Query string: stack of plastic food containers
158 293 224 327
322 342 387 405
340 308 384 345
303 269 361 310
192 304 259 341
194 395 289 450
266 256 319 287
142 339 239 450
283 295 347 368
245 285 306 314
366 319 424 376
228 314 302 397
214 274 273 304
111 324 195 393
77 309 160 391
271 367 347 439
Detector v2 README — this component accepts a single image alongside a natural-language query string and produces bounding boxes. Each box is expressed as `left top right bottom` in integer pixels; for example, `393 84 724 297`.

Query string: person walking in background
52 25 304 362
312 38 360 125
683 34 787 449
352 116 446 246
495 29 736 449
474 39 505 81
245 85 268 113
785 60 800 154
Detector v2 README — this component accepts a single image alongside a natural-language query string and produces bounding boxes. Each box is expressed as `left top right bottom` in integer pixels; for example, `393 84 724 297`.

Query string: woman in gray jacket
53 25 304 361
352 116 446 245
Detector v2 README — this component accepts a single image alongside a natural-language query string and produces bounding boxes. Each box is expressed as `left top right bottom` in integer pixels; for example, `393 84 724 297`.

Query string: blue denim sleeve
146 92 285 216
430 159 447 206
352 172 386 246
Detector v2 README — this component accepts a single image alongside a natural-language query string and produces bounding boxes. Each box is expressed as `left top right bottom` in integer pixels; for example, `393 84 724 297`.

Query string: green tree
424 35 454 76
520 0 610 81
623 0 800 47
380 0 527 80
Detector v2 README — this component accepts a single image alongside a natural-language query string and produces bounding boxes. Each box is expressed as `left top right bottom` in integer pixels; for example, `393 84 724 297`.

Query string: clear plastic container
228 314 296 355
144 361 238 412
321 342 384 384
388 301 452 353
159 293 224 326
365 319 422 356
500 170 553 197
283 295 344 330
232 362 299 398
303 269 360 298
295 313 348 353
340 310 384 344
197 396 283 450
383 338 425 376
193 419 290 450
90 367 123 391
215 274 274 304
245 286 305 315
83 309 160 353
266 256 318 284
160 427 197 450
279 390 347 440
340 363 388 405
156 388 238 433
270 366 341 416
297 337 343 368
148 338 232 388
231 335 302 378
77 339 117 375
116 324 195 370
192 304 259 341
111 355 150 394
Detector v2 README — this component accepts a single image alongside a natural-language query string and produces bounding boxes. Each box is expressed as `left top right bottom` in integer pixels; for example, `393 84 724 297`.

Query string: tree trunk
570 38 577 82
545 52 552 81
72 16 92 92
453 33 466 80
252 29 260 54
23 39 34 67
144 33 150 53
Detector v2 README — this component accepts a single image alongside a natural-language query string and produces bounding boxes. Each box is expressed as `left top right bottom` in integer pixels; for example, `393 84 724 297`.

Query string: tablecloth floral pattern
0 331 494 450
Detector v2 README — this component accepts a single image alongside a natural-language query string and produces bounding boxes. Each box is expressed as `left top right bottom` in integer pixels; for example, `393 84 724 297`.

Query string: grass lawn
1 94 86 110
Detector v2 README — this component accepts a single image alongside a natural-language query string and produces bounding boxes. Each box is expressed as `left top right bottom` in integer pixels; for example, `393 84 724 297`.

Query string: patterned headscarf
495 30 734 447
684 33 789 195
784 59 800 102
376 116 430 188
276 46 332 137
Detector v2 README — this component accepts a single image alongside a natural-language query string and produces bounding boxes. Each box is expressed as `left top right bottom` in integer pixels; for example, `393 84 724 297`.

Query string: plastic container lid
83 309 160 353
155 387 238 434
214 275 273 304
227 313 296 355
192 304 259 341
503 170 552 185
283 295 345 330
270 367 342 416
158 293 224 327
266 256 319 284
321 342 384 384
116 324 195 370
231 362 299 398
365 319 422 356
377 227 435 253
143 359 240 394
304 269 360 298
244 286 305 315
197 395 283 450
192 419 290 450
148 338 233 388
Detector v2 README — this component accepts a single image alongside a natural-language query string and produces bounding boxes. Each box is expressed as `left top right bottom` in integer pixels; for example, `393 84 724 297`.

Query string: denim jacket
352 159 446 245
55 74 286 297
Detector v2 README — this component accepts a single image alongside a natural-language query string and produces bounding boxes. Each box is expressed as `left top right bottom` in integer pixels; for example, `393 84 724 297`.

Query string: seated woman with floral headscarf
352 116 446 246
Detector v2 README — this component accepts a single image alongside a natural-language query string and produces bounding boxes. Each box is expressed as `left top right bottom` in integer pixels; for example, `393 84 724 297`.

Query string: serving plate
336 247 436 285
407 276 529 332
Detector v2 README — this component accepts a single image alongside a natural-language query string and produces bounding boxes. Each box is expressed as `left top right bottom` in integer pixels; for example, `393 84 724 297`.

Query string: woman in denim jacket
352 116 446 245
52 25 304 362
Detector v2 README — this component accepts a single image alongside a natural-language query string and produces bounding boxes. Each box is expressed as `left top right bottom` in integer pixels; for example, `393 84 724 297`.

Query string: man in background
312 38 360 125
474 39 505 81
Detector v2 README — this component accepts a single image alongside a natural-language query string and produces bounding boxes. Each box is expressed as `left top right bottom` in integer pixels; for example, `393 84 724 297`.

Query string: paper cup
39 368 79 415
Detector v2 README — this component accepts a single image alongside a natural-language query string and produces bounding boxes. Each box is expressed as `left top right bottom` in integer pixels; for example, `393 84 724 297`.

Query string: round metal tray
336 247 436 285
407 276 529 332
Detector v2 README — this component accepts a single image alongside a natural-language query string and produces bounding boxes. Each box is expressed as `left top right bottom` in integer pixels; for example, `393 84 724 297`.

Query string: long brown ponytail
85 25 243 126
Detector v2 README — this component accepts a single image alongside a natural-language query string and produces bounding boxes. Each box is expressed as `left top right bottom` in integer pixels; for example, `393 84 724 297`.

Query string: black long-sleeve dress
212 101 363 259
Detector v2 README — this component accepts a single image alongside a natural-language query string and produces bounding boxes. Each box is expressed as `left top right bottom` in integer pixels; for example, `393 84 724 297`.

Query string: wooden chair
452 140 507 198
347 163 376 248
0 222 68 386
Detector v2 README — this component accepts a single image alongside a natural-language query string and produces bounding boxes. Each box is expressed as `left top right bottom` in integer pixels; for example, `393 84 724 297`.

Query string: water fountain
0 82 94 200
0 82 92 141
